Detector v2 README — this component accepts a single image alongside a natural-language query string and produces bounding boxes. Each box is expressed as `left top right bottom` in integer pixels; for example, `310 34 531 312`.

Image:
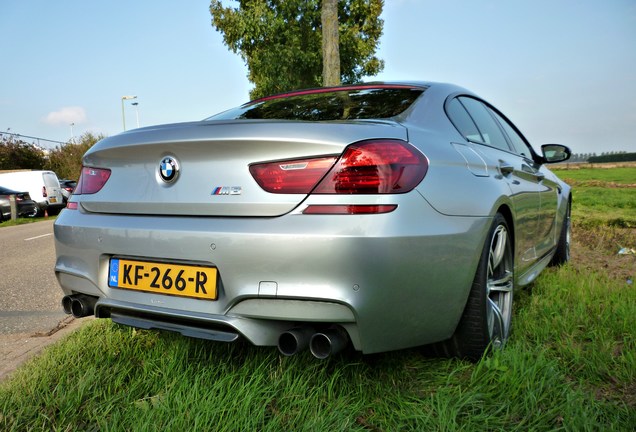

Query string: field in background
553 161 636 170
1 167 634 430
556 166 636 229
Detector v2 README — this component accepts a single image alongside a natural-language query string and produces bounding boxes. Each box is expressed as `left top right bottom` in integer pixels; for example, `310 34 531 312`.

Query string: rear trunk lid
79 119 407 217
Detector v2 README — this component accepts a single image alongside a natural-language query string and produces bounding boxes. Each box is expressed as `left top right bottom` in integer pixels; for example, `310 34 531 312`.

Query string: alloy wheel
486 224 513 348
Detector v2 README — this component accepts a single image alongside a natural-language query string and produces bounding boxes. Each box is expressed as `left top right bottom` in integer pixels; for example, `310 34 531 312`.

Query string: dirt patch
593 378 636 409
571 226 635 283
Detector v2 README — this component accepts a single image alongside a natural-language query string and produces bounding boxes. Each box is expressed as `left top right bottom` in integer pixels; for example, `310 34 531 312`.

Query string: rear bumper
38 201 65 212
54 195 491 354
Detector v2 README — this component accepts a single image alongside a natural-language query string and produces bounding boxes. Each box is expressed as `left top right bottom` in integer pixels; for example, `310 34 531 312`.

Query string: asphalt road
0 219 68 335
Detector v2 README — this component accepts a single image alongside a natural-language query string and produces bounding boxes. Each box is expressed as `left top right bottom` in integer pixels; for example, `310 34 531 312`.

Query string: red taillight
249 157 337 194
42 186 47 198
313 140 428 194
250 140 428 195
73 167 111 195
66 202 79 210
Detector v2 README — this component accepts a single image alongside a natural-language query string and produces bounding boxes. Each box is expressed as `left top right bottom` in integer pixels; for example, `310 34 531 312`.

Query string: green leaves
0 132 103 179
45 132 105 181
0 138 46 170
210 0 384 99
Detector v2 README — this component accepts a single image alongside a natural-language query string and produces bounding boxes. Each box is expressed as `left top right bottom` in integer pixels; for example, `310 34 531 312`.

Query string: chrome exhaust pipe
278 326 314 356
62 294 97 318
309 326 349 359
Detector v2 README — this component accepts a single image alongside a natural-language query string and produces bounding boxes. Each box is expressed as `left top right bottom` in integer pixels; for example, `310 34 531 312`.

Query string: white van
0 170 65 215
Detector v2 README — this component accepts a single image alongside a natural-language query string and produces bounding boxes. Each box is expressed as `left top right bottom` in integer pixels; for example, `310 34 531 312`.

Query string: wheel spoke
487 297 505 341
489 227 507 273
488 270 513 293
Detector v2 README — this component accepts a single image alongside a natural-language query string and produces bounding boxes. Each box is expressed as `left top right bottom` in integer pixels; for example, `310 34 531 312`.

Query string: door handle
521 163 545 182
498 161 514 176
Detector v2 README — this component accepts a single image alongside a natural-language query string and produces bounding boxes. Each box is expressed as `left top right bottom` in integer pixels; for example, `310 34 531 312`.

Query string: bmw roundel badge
159 156 179 183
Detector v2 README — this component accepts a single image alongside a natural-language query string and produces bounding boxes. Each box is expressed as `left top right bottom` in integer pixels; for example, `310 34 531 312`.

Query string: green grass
1 166 635 431
571 187 636 228
1 265 634 431
514 267 635 394
555 166 636 185
557 167 636 228
0 215 56 227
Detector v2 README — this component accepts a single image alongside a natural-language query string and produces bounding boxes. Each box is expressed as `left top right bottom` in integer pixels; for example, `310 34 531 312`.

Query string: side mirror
541 144 571 164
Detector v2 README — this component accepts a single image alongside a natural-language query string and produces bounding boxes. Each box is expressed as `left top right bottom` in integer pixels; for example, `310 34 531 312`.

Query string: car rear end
14 190 38 218
41 171 65 213
0 186 38 220
54 85 489 355
59 180 77 202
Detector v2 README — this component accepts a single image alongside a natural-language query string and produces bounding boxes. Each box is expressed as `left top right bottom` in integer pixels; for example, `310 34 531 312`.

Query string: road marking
24 233 53 241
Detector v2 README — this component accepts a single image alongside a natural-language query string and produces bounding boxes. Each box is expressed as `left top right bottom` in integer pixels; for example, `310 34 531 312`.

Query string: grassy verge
1 170 635 431
1 260 633 430
0 215 56 227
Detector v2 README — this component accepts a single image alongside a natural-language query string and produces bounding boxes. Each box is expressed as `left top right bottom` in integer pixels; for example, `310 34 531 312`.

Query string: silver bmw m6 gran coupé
54 82 571 360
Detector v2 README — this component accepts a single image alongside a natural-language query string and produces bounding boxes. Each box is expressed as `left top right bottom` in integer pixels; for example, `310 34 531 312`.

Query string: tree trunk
321 0 340 87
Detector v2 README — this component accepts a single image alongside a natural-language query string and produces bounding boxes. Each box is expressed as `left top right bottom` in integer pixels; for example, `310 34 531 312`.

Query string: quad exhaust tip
62 294 97 318
309 327 349 359
278 326 314 356
278 325 349 359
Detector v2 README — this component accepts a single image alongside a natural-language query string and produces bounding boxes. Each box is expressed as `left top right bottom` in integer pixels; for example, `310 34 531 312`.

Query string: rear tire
24 206 39 218
549 199 571 266
442 213 514 360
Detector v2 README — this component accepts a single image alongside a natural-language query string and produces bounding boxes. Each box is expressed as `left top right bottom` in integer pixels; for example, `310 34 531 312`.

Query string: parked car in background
0 170 65 215
54 81 572 360
0 186 38 221
59 179 78 202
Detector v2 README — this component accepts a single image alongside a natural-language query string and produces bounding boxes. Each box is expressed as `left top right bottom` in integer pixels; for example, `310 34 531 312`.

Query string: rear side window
209 87 426 121
488 109 533 158
457 97 511 151
446 98 482 142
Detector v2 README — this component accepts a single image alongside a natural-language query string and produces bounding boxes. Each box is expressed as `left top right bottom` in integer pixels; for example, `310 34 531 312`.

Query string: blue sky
1 0 635 154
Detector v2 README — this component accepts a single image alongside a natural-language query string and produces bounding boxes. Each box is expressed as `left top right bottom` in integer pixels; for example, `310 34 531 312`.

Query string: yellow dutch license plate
50 197 57 203
108 258 217 300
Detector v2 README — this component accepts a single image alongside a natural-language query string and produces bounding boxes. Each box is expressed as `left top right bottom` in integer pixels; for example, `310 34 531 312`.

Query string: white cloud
43 106 87 125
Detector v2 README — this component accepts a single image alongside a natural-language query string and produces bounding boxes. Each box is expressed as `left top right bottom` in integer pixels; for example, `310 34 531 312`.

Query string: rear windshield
208 86 426 121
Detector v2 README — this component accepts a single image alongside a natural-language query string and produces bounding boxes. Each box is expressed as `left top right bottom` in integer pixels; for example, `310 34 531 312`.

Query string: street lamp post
70 123 75 142
121 95 137 131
